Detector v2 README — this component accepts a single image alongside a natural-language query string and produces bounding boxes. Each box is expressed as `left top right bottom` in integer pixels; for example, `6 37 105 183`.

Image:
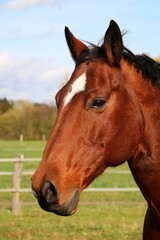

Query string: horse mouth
38 189 79 216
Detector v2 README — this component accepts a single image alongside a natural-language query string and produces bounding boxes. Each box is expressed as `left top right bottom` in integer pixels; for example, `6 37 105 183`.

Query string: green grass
0 140 147 239
0 204 145 240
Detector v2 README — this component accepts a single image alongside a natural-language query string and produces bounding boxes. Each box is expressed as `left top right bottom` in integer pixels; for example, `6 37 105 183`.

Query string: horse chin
38 189 79 216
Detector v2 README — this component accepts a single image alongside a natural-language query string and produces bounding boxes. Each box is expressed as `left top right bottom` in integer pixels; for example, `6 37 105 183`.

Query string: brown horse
31 20 160 239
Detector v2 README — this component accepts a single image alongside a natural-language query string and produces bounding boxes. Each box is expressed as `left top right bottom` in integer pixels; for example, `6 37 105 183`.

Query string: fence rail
0 155 139 215
0 158 40 162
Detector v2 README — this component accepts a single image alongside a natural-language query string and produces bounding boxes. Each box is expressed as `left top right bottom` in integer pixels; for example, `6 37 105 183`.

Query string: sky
0 0 160 103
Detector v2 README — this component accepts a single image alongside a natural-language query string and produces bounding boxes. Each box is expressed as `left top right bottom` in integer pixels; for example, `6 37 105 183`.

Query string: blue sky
0 0 160 103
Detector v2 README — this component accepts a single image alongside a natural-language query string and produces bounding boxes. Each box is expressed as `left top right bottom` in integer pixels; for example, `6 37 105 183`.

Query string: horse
31 20 160 239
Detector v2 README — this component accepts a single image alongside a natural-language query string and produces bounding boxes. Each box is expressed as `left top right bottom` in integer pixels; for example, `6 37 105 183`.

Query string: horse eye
90 99 106 109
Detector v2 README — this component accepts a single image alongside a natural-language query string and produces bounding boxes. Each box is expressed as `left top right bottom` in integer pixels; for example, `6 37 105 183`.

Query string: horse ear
65 26 88 62
104 20 123 66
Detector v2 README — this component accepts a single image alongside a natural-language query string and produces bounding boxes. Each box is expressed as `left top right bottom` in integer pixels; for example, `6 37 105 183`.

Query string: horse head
31 20 144 216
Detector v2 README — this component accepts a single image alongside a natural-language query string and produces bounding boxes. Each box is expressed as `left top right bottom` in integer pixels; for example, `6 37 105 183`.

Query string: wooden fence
0 155 139 216
0 155 40 216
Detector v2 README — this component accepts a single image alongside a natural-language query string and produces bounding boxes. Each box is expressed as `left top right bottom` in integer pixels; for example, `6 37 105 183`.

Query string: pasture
0 140 146 239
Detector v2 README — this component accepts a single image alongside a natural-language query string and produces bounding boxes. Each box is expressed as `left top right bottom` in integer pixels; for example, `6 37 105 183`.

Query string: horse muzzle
31 181 79 216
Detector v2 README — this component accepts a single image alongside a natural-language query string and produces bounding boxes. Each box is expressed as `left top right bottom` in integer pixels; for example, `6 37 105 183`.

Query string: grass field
0 140 146 240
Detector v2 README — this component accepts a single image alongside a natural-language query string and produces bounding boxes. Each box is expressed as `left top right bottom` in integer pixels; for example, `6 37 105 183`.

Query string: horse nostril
41 181 59 204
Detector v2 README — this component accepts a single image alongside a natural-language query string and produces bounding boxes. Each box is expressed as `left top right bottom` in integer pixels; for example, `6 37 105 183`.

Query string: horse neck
122 59 160 209
122 58 159 106
122 59 160 155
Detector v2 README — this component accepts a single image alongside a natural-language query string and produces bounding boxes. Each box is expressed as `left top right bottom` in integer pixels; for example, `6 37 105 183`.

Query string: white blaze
63 72 86 107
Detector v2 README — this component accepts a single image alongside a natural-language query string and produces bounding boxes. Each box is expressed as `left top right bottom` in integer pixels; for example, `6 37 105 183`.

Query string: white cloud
4 0 58 10
0 53 72 102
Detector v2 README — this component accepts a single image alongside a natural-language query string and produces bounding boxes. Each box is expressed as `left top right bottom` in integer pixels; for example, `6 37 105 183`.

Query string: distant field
0 140 146 240
0 140 46 158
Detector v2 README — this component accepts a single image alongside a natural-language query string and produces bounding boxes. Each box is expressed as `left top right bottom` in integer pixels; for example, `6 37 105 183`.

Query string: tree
0 100 57 140
32 103 57 139
0 98 13 114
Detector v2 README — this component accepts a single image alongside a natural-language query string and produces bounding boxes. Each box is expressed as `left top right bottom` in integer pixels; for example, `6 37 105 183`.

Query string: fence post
19 134 23 142
11 154 23 216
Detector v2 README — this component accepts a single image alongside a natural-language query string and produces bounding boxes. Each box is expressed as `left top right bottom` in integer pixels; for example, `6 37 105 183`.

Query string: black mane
76 43 160 88
123 47 160 88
